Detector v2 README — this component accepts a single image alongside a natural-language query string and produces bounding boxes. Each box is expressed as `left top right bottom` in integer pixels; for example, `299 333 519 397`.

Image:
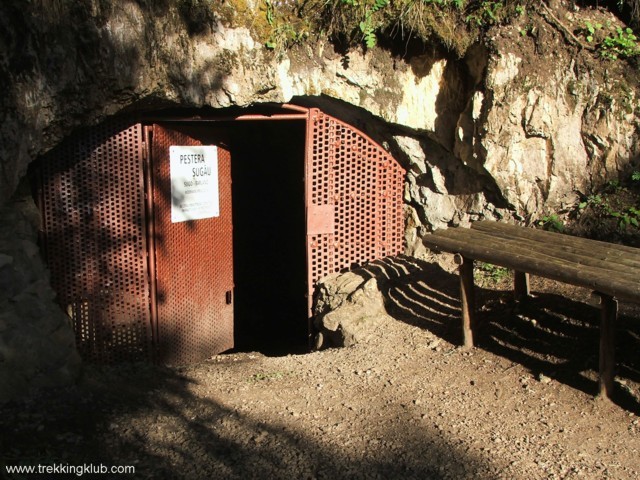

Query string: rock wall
473 13 640 219
3 1 638 218
0 0 639 397
0 190 82 403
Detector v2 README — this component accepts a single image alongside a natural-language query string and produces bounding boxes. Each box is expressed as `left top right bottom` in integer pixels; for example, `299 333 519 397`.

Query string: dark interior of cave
227 120 309 355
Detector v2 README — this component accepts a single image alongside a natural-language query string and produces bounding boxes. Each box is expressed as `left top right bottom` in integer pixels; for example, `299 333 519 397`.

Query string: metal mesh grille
40 121 151 363
151 125 234 365
306 109 406 297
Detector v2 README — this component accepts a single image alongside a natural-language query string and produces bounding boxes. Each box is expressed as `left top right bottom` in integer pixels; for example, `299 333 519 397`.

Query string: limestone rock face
2 1 638 221
453 21 640 220
0 196 82 404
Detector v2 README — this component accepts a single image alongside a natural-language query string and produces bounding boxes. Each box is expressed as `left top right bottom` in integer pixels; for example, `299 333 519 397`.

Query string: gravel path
2 267 639 479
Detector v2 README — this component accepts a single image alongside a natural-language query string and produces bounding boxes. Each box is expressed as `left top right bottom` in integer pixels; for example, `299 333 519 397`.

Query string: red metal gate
305 108 406 309
39 106 405 363
149 124 234 364
39 121 152 363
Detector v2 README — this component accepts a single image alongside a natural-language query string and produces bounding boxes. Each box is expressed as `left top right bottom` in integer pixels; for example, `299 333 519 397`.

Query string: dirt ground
1 259 639 479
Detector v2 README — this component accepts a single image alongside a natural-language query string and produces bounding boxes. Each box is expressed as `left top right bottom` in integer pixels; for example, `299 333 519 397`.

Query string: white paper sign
170 145 219 222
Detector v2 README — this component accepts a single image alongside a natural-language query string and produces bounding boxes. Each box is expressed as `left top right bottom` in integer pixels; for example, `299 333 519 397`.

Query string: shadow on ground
358 255 640 414
2 256 639 478
0 361 492 480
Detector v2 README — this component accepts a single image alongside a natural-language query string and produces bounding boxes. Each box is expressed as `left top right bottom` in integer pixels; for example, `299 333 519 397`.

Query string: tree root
535 2 596 51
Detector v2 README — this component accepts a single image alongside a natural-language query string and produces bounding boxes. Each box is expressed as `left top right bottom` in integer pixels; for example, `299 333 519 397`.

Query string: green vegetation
474 261 510 285
538 171 640 245
537 214 564 233
601 26 640 59
466 1 509 27
253 1 640 58
263 0 311 53
580 20 640 60
183 0 640 56
356 0 390 48
259 0 529 55
576 175 640 230
583 20 603 43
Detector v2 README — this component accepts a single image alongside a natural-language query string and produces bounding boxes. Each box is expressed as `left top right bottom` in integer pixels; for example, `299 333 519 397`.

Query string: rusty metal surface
142 104 309 124
40 121 151 363
305 109 406 311
150 124 234 364
306 204 335 235
39 106 404 362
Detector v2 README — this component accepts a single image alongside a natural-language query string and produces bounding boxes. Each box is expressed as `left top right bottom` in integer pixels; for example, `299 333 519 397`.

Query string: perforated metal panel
305 109 405 305
39 106 404 362
40 121 151 363
151 124 234 365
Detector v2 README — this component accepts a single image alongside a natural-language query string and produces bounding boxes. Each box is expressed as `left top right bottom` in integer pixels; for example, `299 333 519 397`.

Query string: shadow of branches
356 255 640 413
0 359 492 479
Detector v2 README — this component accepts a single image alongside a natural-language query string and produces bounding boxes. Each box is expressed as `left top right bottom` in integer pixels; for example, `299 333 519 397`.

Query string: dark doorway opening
228 120 308 355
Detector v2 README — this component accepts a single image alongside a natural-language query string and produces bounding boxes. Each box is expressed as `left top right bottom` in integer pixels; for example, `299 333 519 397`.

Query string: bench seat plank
473 221 640 268
454 226 638 274
422 226 640 302
450 227 640 284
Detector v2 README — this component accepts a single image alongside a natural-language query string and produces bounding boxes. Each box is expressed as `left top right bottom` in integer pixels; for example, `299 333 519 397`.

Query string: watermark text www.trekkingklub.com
5 463 135 476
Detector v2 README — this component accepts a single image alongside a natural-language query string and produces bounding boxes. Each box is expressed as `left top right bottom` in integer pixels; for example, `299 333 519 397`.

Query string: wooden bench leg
597 292 617 399
455 254 476 349
514 271 530 302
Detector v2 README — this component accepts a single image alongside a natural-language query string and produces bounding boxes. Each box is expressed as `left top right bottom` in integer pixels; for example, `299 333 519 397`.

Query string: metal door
149 124 234 364
305 108 406 310
39 121 152 363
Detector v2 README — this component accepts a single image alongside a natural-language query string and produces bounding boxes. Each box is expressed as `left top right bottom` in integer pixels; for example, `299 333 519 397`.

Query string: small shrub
574 175 640 236
537 214 564 233
579 20 640 60
610 206 640 228
466 1 506 26
474 262 509 285
600 26 640 59
584 20 604 43
358 0 389 48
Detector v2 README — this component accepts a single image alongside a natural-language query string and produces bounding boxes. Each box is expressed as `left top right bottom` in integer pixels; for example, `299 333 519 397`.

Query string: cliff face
0 0 638 401
2 1 638 218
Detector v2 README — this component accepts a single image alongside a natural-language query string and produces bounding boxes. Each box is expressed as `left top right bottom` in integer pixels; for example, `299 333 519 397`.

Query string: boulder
314 271 391 348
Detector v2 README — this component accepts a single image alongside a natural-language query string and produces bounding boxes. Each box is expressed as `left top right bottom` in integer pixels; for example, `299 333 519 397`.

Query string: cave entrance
228 119 308 355
35 104 406 364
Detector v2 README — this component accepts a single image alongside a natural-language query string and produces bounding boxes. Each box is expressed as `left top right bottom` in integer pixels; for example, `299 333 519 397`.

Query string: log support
514 271 530 302
455 254 476 349
594 292 618 399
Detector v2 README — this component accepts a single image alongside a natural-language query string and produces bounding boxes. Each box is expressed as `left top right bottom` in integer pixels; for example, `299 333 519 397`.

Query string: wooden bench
422 220 640 399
